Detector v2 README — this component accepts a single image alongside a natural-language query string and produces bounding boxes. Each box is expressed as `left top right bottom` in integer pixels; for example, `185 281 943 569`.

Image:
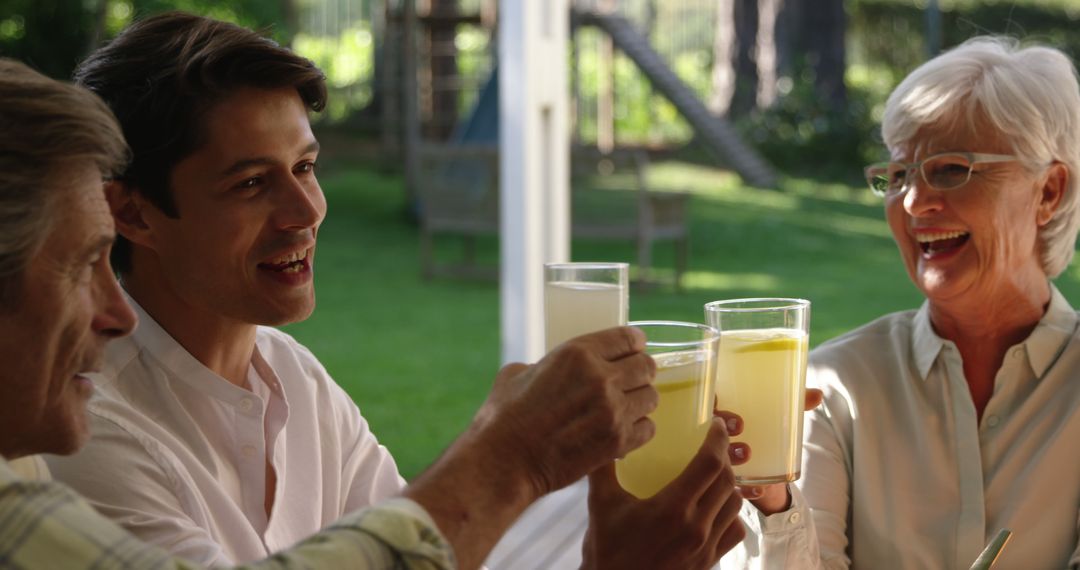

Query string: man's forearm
403 419 540 570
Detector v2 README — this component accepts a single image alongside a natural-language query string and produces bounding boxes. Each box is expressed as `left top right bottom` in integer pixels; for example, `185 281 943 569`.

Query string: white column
499 0 570 363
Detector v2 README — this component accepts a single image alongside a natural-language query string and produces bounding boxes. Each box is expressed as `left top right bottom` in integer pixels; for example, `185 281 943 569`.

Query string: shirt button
1011 347 1023 359
241 444 257 458
789 512 801 524
986 415 1000 428
238 398 254 412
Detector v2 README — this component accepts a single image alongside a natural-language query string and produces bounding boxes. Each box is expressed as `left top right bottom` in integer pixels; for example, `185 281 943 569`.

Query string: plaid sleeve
0 468 454 570
242 498 458 570
0 477 183 569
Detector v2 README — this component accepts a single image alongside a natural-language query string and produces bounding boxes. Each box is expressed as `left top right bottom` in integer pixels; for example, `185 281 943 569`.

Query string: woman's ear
1036 162 1069 227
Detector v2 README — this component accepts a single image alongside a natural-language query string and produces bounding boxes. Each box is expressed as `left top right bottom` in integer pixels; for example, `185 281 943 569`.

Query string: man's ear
1036 162 1069 227
104 180 154 248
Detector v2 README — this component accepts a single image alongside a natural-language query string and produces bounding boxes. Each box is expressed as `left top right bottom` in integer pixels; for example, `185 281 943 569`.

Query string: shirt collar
118 291 261 404
1025 283 1078 378
910 282 1078 382
912 301 944 381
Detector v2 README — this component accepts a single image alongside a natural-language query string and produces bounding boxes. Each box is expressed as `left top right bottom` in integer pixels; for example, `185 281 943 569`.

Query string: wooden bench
571 147 690 290
416 143 500 280
416 144 690 289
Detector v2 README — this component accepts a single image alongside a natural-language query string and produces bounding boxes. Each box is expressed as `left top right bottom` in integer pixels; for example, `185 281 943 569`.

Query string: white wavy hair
881 36 1080 278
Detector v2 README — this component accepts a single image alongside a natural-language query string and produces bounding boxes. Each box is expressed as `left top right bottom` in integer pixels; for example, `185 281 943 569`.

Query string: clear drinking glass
705 298 810 484
543 262 629 351
615 320 719 499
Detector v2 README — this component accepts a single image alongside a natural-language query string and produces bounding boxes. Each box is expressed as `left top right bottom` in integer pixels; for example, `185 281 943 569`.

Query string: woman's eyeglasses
864 152 1019 197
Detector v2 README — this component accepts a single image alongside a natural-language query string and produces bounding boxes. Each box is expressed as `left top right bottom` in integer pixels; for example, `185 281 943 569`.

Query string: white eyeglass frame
864 152 1019 197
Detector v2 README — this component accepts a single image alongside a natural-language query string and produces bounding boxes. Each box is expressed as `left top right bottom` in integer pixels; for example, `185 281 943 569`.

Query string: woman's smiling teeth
916 231 970 254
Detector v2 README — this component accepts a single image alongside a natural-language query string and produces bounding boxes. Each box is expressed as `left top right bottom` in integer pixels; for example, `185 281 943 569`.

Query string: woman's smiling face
885 118 1063 306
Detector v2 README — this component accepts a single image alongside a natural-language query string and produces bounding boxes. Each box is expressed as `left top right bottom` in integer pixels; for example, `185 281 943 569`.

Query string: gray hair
0 58 129 307
881 36 1080 278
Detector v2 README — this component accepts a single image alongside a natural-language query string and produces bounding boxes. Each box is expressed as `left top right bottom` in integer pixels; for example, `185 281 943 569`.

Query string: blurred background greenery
4 0 1078 477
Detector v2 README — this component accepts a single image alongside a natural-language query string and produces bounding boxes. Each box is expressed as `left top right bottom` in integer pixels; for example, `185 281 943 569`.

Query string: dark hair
75 11 327 273
0 58 129 308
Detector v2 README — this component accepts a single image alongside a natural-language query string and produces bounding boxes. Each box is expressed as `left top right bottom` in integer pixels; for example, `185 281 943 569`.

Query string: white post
499 0 570 363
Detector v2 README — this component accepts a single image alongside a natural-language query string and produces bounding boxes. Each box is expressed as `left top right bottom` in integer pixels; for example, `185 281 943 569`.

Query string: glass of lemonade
705 298 810 485
615 321 719 499
543 262 629 351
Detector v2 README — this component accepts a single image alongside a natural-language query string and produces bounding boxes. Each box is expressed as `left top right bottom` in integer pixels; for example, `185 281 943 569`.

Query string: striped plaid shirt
0 458 454 569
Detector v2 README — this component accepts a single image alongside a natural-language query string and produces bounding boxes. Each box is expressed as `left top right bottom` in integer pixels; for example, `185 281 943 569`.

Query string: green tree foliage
293 23 376 121
735 67 883 183
126 0 285 41
736 0 1080 182
852 0 1080 76
0 0 286 79
0 0 92 79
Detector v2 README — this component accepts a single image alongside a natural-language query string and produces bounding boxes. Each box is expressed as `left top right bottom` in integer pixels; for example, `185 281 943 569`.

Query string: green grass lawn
283 156 1080 479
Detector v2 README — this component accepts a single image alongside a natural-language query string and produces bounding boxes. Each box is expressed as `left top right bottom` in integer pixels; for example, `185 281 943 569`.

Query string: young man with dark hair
44 12 747 569
45 12 409 564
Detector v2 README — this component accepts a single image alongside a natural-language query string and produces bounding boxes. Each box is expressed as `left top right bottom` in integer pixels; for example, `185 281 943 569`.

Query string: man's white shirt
46 296 405 565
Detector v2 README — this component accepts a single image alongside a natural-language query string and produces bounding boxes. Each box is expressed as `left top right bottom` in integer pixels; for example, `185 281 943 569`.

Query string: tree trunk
814 0 847 108
88 0 110 52
709 0 736 116
644 0 659 143
926 0 942 57
596 0 616 151
775 0 800 78
713 0 781 117
755 0 780 108
279 0 299 47
729 0 759 116
777 0 846 109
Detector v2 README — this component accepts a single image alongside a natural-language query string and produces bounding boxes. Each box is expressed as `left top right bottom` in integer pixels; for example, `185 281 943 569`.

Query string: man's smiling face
136 86 326 327
0 162 136 458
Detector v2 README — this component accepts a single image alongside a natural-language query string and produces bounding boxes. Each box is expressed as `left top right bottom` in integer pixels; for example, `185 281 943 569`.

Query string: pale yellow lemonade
715 328 808 483
544 281 627 350
615 350 714 499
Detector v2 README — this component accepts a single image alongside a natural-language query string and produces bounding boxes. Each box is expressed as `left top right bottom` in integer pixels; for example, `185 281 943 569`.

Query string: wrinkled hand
474 327 659 499
581 415 748 570
738 388 824 514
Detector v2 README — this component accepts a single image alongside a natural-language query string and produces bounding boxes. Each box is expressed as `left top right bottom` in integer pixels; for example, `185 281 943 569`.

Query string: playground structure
359 1 776 283
379 1 772 179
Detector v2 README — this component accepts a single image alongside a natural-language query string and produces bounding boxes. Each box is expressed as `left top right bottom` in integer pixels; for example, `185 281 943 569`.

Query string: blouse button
789 512 802 524
238 398 254 412
986 415 1000 428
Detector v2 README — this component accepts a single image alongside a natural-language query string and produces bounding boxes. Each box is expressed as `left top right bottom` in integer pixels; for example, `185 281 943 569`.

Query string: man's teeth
916 231 967 243
281 264 303 274
269 251 305 265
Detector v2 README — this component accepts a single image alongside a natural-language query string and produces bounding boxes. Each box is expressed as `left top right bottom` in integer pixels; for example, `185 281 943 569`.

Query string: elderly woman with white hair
732 37 1080 569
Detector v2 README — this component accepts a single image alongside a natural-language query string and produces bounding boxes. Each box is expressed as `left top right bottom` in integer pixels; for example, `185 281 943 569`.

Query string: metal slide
575 9 778 188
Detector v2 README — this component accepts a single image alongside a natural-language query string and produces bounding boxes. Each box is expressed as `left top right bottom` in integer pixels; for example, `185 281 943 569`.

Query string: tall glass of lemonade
615 321 719 499
705 298 810 485
544 262 629 351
